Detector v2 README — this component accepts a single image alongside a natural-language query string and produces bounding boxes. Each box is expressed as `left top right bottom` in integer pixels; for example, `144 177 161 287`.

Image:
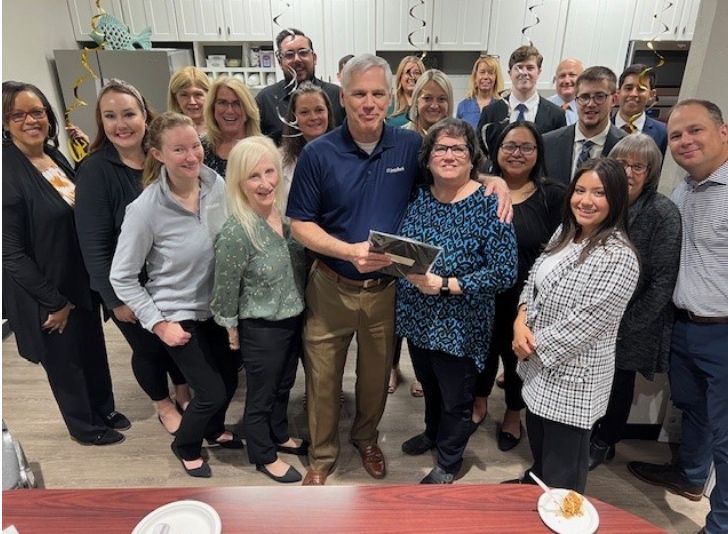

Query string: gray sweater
110 165 227 331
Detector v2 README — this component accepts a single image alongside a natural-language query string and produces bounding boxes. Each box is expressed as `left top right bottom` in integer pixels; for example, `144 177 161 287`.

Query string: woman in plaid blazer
512 157 640 493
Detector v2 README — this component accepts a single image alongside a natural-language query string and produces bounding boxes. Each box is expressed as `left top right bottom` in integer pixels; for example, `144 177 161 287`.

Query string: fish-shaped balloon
90 13 152 50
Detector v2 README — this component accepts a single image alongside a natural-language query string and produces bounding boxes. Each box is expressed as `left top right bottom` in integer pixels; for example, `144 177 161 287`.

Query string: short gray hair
341 54 392 92
408 69 454 124
609 133 663 191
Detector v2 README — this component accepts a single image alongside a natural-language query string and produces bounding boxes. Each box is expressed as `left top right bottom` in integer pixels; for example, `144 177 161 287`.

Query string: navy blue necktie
515 103 527 122
577 140 595 169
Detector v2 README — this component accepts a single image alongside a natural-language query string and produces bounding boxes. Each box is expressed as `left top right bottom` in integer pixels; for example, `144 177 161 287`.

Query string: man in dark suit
613 64 668 154
256 28 345 145
477 45 566 158
543 66 627 185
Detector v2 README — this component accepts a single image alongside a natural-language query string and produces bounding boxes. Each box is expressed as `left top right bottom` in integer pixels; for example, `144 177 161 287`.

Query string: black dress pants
591 368 636 446
167 319 239 460
410 343 477 475
474 292 525 411
525 410 591 493
111 315 187 401
240 315 301 465
39 307 116 442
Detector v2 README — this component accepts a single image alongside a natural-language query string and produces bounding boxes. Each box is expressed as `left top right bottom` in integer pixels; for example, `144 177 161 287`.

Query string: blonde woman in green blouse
211 135 307 484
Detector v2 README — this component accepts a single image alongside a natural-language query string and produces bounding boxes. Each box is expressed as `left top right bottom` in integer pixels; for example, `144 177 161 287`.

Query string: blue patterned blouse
396 184 517 371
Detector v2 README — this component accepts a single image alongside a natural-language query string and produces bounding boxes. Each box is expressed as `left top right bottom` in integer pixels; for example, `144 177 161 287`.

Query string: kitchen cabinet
121 0 179 41
487 0 569 91
175 0 272 41
631 0 701 41
67 0 124 41
562 0 634 79
375 0 492 52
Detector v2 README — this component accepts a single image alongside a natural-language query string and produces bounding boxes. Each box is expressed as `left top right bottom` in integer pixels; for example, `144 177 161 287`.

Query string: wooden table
3 484 665 533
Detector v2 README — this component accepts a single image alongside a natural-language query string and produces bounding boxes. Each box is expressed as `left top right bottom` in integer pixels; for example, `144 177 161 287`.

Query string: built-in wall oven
626 40 691 121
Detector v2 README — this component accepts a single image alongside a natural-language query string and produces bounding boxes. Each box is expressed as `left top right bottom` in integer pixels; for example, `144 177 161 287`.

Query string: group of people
2 26 726 534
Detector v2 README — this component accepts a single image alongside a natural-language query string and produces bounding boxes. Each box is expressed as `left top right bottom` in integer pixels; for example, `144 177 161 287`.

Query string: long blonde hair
203 76 261 149
225 136 285 251
393 56 426 116
465 56 504 100
142 112 195 187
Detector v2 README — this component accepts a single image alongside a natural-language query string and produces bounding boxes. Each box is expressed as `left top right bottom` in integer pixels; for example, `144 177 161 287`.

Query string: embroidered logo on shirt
386 166 405 174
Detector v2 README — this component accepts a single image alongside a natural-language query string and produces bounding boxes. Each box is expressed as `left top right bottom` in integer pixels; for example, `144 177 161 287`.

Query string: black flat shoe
74 428 125 446
588 439 615 471
256 464 302 483
171 443 211 478
497 425 522 452
401 433 435 455
206 432 245 449
103 411 131 431
469 417 485 436
276 439 309 456
158 414 178 436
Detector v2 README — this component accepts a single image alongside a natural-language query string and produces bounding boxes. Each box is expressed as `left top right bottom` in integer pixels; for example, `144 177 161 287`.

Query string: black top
74 142 143 310
201 136 227 178
2 142 95 362
255 77 345 145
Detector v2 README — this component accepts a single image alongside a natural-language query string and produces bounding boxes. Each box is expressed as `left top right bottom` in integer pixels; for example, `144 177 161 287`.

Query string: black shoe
497 424 522 452
276 439 309 456
628 461 703 501
256 463 302 483
402 433 435 455
588 439 615 471
206 432 245 449
468 418 484 436
174 400 186 414
74 428 125 446
171 443 211 478
103 411 131 431
420 466 454 484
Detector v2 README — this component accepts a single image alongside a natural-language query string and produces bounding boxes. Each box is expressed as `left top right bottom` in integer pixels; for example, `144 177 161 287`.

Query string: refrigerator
54 48 193 135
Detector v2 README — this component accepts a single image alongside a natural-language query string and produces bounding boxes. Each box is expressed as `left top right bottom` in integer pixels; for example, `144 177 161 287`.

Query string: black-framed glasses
6 108 47 123
500 142 537 155
214 99 242 110
432 144 469 158
278 48 313 61
616 159 649 174
575 92 610 106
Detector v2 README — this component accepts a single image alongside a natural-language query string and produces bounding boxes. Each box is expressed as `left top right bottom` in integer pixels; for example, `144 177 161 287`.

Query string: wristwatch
440 276 450 296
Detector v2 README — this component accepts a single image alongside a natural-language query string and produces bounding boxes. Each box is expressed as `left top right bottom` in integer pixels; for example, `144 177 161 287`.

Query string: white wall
2 0 79 152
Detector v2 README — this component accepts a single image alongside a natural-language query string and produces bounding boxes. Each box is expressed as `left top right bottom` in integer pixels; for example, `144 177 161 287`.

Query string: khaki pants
303 265 395 473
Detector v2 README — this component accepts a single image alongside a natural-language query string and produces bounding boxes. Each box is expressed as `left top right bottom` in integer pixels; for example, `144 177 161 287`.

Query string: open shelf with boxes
192 41 278 91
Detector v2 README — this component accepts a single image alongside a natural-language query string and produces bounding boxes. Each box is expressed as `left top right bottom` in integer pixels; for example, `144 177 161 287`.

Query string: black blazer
2 142 96 363
542 124 627 185
476 96 566 157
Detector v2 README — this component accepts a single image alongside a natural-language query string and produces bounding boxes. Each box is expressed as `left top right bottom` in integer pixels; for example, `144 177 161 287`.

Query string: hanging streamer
271 2 304 137
521 1 544 47
407 0 428 62
626 2 673 130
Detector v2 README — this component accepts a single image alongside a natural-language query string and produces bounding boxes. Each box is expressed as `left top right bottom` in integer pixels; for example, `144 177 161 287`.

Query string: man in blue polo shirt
287 54 421 486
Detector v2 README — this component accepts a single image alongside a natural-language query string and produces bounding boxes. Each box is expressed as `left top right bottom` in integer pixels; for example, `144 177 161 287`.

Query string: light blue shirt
548 94 577 126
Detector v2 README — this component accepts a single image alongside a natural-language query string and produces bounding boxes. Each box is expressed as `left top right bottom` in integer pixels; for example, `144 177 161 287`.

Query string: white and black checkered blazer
517 231 640 430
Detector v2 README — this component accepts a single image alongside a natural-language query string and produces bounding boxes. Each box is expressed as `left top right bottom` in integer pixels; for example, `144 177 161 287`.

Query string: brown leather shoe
357 444 386 479
302 469 327 486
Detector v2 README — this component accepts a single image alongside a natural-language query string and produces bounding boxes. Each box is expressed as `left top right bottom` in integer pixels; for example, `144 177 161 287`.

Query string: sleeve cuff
213 315 239 329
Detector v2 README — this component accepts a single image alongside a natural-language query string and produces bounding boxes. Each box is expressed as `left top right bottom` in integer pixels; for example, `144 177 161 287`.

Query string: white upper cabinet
67 0 124 41
631 0 701 41
562 0 634 77
322 0 375 83
121 0 179 41
487 0 569 91
376 0 492 51
175 0 271 41
223 0 273 41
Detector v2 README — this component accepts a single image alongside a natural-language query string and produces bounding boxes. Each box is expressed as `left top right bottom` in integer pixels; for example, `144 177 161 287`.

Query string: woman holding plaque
397 118 517 484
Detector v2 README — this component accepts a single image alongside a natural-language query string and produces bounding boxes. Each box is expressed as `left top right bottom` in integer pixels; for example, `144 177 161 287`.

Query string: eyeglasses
404 68 422 78
616 159 649 174
500 142 537 155
214 99 242 110
432 144 469 158
575 92 610 106
419 95 448 106
278 48 313 61
6 108 47 123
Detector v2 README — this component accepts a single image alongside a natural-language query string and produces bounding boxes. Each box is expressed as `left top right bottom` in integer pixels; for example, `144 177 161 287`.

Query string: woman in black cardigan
589 133 682 469
2 81 128 445
74 79 191 434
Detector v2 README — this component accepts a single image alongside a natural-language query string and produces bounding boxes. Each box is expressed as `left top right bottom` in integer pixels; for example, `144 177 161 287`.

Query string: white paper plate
538 488 599 534
132 500 221 534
